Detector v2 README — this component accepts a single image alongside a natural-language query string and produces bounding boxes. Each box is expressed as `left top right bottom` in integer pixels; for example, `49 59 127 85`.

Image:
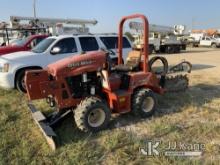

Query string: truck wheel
74 97 111 132
211 43 217 48
132 89 157 118
155 50 160 54
188 43 194 48
166 46 174 54
174 46 181 53
16 70 27 93
149 45 154 54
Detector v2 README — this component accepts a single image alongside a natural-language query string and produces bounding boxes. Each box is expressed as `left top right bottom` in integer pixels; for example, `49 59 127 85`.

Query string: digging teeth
164 74 189 92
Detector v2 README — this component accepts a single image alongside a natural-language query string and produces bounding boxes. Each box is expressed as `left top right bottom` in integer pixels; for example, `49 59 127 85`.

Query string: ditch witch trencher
25 14 191 150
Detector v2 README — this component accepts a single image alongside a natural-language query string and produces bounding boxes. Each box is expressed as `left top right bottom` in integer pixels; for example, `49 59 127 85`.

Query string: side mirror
51 47 61 54
108 49 116 56
26 44 31 49
100 48 116 56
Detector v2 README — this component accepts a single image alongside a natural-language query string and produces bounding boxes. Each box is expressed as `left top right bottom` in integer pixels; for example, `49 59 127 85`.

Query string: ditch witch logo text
140 141 206 157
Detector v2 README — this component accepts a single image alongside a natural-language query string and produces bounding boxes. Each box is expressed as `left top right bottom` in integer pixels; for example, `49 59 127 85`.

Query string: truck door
200 37 211 46
149 33 160 51
205 37 212 46
47 37 78 63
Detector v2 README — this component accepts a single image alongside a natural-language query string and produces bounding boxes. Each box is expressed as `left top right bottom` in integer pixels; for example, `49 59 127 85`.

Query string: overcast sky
0 0 220 32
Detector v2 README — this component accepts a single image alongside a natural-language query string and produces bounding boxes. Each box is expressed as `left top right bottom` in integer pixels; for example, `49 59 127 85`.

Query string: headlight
0 63 10 72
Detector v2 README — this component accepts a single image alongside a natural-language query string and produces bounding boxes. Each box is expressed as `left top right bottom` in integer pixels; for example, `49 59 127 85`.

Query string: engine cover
47 51 107 77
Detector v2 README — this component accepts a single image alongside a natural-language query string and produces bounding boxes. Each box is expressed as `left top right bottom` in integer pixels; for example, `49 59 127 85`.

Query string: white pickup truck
199 36 220 48
0 34 132 92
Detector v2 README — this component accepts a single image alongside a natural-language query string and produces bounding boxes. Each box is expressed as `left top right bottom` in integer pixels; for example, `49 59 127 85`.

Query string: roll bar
118 14 149 73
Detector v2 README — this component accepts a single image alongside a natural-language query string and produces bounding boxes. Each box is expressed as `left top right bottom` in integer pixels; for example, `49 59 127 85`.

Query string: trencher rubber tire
74 97 111 132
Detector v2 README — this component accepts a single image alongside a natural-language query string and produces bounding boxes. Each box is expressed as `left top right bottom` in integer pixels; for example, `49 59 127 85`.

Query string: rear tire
15 70 26 93
174 46 181 53
132 89 157 118
74 97 111 132
166 46 174 54
211 43 217 48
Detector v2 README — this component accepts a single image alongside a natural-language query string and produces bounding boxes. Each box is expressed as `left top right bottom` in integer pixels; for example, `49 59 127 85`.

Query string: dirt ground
159 47 220 78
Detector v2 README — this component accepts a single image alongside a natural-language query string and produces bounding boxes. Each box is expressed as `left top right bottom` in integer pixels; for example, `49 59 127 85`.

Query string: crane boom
129 22 185 35
10 16 98 26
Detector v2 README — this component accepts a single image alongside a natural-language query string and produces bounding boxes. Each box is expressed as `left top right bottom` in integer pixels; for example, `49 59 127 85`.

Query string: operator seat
114 50 142 72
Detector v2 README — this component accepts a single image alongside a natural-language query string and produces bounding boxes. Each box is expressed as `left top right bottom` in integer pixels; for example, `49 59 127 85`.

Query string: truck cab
199 36 220 48
149 33 160 52
0 34 48 55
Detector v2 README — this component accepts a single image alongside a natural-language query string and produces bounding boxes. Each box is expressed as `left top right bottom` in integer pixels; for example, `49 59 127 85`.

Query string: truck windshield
32 38 56 53
10 37 30 46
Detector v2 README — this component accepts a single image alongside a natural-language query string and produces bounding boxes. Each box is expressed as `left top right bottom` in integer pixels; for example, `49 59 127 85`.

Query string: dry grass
0 48 220 164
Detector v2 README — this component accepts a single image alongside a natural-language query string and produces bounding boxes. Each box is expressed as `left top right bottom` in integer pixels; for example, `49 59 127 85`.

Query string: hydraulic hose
148 56 169 75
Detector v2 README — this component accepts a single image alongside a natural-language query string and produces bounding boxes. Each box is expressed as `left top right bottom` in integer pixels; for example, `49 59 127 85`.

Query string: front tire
74 97 111 132
15 70 26 93
132 89 157 117
166 46 173 54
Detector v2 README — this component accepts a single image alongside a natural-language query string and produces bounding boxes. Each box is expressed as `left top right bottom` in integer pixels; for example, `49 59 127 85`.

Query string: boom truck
0 16 98 45
10 16 97 36
24 14 191 150
131 22 186 54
